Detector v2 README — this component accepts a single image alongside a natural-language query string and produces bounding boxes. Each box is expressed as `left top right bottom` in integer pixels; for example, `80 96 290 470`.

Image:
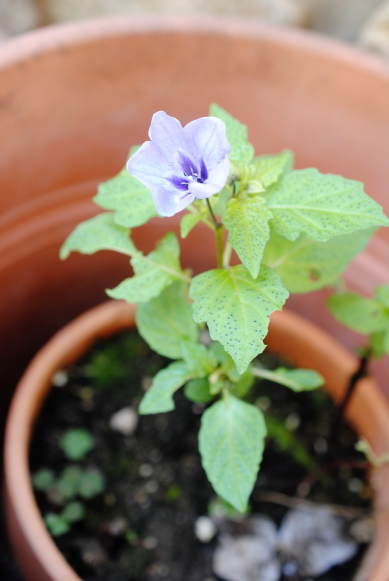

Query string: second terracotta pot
4 301 389 581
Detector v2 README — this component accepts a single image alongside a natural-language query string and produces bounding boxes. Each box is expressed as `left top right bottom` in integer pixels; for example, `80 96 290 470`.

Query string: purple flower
127 111 230 217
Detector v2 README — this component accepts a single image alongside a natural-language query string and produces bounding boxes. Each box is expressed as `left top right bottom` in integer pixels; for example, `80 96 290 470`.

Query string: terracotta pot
4 301 389 581
1 16 389 426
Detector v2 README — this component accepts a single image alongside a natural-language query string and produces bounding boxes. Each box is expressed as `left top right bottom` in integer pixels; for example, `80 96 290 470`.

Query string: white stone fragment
109 406 138 436
194 516 217 543
51 370 69 387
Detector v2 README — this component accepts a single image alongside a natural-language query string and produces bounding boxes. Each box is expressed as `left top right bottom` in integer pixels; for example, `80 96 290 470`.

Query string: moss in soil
30 330 372 581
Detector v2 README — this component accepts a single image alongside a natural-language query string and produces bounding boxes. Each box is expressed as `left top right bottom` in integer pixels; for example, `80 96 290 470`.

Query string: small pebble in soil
143 536 158 550
313 436 328 454
144 480 159 494
109 406 139 436
81 539 107 566
51 370 69 387
194 516 217 543
139 463 153 478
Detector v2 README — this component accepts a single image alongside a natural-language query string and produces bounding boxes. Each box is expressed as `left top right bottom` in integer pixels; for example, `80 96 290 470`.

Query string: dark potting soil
29 330 373 581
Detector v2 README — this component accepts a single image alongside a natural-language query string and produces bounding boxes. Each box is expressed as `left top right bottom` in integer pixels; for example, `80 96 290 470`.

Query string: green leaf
270 367 324 392
228 368 255 399
107 233 185 303
375 285 389 309
268 169 389 242
139 361 194 414
45 513 70 537
328 292 387 334
184 378 213 403
61 501 85 524
32 469 56 492
371 329 389 357
59 429 95 461
190 265 289 374
222 196 273 278
78 469 105 499
180 339 218 376
265 416 316 470
199 393 267 512
245 151 293 191
56 466 83 499
60 212 137 260
263 228 374 293
136 282 198 359
94 166 158 227
180 213 202 238
209 103 254 165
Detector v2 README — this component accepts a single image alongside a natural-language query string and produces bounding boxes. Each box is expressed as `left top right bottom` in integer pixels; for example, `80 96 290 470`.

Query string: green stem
206 199 224 269
223 241 233 269
215 225 224 269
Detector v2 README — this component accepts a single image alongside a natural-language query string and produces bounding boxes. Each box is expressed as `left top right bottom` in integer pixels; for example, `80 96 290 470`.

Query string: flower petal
188 156 230 199
149 111 187 161
127 141 170 188
184 117 230 169
152 185 196 217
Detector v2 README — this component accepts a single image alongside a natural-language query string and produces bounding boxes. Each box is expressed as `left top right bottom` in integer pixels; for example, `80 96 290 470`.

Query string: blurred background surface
1 0 389 58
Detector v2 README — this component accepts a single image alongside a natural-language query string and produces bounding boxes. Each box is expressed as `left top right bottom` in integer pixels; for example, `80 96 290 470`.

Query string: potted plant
4 105 389 581
3 16 389 429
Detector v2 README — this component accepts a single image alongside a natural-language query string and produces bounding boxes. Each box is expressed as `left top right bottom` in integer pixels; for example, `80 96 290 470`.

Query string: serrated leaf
264 228 374 293
136 282 198 359
268 169 389 242
184 378 213 403
190 265 289 374
246 151 293 190
45 513 70 536
60 212 137 259
59 429 94 461
209 103 254 165
271 367 324 391
223 196 273 278
180 213 202 238
78 470 105 499
32 469 56 492
61 501 85 524
139 361 194 414
265 416 315 470
375 285 389 309
180 339 218 376
107 233 185 303
94 166 158 227
371 329 389 357
199 393 267 512
328 292 387 334
57 466 83 499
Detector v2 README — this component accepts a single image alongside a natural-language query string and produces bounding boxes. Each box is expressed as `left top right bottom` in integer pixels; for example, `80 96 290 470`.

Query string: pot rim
1 14 388 83
4 301 389 581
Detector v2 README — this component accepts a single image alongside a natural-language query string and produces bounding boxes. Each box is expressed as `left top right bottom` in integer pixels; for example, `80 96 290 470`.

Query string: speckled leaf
371 329 389 357
263 228 374 293
180 213 202 238
180 340 218 376
107 233 184 303
190 265 289 374
375 285 389 309
246 151 293 191
270 367 324 392
268 169 389 241
60 212 137 259
139 361 194 414
209 104 254 165
199 393 267 511
223 196 273 278
327 292 388 334
94 166 158 227
136 282 198 359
